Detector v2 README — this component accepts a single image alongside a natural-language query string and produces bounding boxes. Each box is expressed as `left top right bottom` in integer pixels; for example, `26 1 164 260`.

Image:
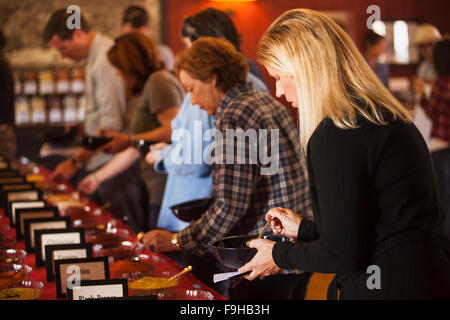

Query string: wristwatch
171 233 181 249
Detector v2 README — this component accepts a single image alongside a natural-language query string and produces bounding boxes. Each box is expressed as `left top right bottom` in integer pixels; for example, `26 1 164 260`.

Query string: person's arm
101 107 179 154
272 122 374 274
131 107 179 142
178 118 259 254
154 102 214 177
78 147 139 194
94 59 126 133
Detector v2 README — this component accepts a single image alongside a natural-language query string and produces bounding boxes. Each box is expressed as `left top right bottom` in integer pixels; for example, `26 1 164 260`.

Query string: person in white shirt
43 9 148 230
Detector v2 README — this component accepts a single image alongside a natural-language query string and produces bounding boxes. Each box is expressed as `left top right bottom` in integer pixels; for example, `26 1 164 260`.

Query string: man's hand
50 159 78 182
142 229 181 253
100 132 131 154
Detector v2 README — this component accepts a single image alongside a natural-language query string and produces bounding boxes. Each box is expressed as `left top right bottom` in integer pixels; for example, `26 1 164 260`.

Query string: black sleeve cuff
273 241 297 269
297 219 319 242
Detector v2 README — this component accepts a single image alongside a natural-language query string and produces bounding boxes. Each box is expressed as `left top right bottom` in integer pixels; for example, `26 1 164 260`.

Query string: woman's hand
144 143 167 165
266 207 302 241
78 173 101 194
238 239 282 281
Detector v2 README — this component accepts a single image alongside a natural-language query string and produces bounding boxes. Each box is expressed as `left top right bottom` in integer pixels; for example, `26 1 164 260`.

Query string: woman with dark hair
362 30 390 88
181 7 268 89
78 32 184 231
0 28 17 162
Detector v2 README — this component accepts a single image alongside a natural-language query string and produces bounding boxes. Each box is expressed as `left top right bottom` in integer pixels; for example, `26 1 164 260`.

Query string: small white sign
71 284 125 300
41 232 81 261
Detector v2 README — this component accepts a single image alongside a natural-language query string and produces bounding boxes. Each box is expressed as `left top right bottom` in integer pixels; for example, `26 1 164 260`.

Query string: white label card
41 232 81 261
11 201 45 225
71 284 125 300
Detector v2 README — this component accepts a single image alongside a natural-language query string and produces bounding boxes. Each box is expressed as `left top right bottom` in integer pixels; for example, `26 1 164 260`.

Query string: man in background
42 9 148 231
122 5 175 71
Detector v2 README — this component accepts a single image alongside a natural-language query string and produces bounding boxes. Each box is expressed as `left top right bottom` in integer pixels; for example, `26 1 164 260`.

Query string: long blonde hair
258 9 412 151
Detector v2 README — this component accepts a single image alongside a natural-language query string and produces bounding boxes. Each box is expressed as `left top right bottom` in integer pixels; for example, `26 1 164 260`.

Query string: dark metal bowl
170 197 214 222
77 136 112 150
209 234 289 269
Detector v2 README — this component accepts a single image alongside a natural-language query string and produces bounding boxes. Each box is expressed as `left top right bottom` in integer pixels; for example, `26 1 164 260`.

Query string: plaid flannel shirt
421 75 450 144
179 84 312 255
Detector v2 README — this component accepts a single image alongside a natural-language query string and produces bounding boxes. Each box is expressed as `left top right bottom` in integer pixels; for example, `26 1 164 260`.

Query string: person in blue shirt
148 93 214 232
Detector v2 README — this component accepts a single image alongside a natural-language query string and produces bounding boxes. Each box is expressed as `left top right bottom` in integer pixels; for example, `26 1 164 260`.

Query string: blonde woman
239 9 450 299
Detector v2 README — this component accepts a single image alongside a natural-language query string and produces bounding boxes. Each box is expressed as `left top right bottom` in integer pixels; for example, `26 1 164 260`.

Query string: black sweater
273 115 445 274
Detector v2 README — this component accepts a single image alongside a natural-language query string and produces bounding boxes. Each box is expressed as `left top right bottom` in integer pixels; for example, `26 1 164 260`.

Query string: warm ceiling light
210 0 258 2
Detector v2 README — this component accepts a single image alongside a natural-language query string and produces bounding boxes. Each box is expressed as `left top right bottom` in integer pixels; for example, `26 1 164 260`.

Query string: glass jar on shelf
55 68 71 95
22 70 38 96
71 67 85 94
77 95 86 123
14 96 30 126
63 94 78 124
14 70 22 96
48 96 63 125
30 96 47 125
38 69 54 96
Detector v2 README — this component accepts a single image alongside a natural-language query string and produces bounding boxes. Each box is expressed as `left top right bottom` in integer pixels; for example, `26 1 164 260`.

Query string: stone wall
0 0 162 68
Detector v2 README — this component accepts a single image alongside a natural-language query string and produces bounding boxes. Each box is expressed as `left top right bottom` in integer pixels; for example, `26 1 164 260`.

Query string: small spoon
257 218 273 240
132 232 144 249
246 218 273 247
168 265 192 281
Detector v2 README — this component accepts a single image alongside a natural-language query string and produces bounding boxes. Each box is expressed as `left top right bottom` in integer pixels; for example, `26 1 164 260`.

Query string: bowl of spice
0 250 27 265
128 270 181 297
87 228 130 248
110 254 160 278
0 264 32 289
0 281 43 300
93 241 144 262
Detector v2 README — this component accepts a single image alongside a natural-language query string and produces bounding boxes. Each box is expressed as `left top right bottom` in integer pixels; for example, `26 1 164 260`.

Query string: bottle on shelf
38 69 55 96
55 68 71 95
77 95 86 123
71 67 85 94
48 96 63 125
63 95 78 124
30 96 47 125
14 96 30 126
22 70 38 96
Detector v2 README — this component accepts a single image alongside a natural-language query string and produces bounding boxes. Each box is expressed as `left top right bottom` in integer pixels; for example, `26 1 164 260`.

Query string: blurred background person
0 28 17 162
78 32 183 231
418 38 450 228
413 23 443 103
122 5 175 71
418 38 450 145
42 9 148 228
181 7 268 91
362 29 390 89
